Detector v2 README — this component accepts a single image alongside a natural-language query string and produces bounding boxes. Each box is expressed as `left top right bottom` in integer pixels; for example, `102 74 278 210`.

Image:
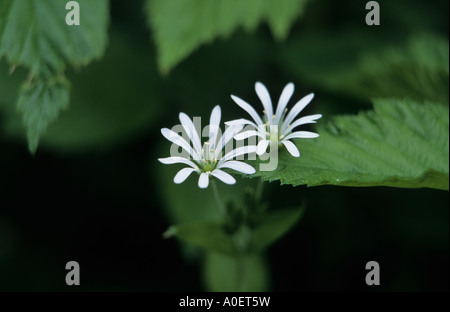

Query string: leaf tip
162 226 176 239
27 138 39 155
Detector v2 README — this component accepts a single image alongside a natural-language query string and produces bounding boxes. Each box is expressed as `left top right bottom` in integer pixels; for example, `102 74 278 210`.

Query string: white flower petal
211 169 236 185
218 160 255 174
174 168 197 184
179 112 202 155
281 140 300 157
198 172 210 188
284 114 322 134
234 130 264 140
282 93 315 132
161 128 197 159
209 105 221 149
158 156 198 169
255 82 273 122
220 145 258 163
256 140 270 155
225 118 258 128
230 95 264 126
215 124 244 153
283 131 319 141
275 82 294 125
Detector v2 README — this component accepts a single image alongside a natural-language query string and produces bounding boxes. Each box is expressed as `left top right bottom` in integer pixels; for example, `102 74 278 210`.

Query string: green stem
211 180 247 291
211 179 225 216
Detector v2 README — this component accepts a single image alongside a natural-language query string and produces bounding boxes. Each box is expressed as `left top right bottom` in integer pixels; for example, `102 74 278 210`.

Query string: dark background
0 0 448 291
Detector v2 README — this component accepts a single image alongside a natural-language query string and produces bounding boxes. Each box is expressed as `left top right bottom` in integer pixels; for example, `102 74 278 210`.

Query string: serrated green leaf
252 99 449 190
146 0 309 73
0 0 109 74
17 75 70 153
167 221 236 257
250 206 304 252
203 252 269 291
0 0 109 152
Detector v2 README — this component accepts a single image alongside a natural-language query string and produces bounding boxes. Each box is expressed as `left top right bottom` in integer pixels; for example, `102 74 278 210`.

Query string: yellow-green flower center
198 142 218 172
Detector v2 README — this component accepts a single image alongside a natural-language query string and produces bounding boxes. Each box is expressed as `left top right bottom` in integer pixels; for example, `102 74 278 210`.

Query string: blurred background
0 0 448 291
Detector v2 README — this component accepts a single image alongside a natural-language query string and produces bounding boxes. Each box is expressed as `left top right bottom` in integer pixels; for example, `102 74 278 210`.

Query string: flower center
199 142 218 172
263 123 280 145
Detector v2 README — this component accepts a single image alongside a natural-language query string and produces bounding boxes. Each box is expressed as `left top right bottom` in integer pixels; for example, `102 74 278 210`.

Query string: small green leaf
146 0 309 73
17 75 70 153
167 207 305 256
250 206 304 252
203 252 269 292
167 221 236 257
252 99 449 190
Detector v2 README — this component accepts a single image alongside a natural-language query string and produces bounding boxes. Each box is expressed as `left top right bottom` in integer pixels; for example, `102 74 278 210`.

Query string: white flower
226 82 322 157
158 105 257 189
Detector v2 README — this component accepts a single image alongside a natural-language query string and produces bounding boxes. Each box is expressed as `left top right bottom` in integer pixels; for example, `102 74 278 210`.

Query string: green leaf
166 207 305 256
146 0 309 73
250 206 304 252
355 34 449 104
253 99 449 190
0 60 24 116
0 0 109 74
283 33 449 103
0 0 109 152
203 252 269 292
0 29 162 152
166 221 236 257
17 75 70 153
39 30 161 152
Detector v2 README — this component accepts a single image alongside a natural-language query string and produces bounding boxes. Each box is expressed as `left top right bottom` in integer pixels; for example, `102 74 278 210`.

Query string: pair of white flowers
159 82 322 188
